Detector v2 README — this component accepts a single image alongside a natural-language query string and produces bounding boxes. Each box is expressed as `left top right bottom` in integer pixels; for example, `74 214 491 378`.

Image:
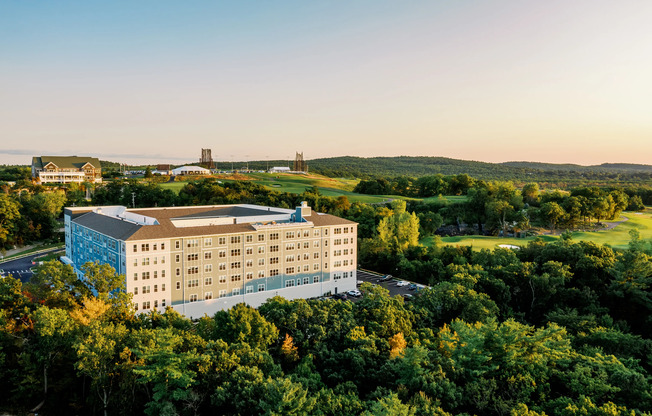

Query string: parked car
356 280 364 286
396 280 410 287
332 293 348 301
407 283 417 290
402 294 414 301
347 289 362 298
380 275 393 282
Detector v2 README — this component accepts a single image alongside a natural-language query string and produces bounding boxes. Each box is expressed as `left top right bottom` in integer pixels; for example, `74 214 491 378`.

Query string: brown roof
72 205 356 241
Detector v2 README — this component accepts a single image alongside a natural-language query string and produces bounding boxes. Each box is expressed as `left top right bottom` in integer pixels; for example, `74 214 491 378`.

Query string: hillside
306 156 652 182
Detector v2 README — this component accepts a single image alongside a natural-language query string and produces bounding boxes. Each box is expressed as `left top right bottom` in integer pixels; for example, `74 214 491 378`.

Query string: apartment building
64 203 357 318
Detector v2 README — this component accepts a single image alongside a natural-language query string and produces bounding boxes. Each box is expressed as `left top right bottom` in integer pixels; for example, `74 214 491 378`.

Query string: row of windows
133 270 166 280
333 271 352 280
334 227 355 234
333 238 352 245
133 243 165 252
134 299 166 310
133 256 166 266
285 276 321 287
173 261 328 277
173 233 273 250
133 284 166 294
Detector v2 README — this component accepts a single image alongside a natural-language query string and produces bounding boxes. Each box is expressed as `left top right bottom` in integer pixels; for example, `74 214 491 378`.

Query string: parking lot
332 269 425 302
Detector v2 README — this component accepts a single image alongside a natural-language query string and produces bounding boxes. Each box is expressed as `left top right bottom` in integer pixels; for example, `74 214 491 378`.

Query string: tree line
1 233 651 415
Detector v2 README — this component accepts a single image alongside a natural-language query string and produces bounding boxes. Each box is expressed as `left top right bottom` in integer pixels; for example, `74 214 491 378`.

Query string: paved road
0 248 64 283
330 270 424 302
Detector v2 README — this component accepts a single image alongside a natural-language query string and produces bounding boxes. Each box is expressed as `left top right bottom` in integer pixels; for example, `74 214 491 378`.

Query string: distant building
172 165 211 176
64 202 357 318
269 166 291 173
293 152 308 172
31 156 102 184
155 164 172 175
200 149 214 169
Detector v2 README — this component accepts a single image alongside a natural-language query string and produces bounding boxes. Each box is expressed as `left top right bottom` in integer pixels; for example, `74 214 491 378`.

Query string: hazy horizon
2 1 651 166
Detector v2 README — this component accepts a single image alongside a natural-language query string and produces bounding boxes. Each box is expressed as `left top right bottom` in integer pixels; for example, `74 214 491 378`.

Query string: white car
396 281 410 287
347 289 362 297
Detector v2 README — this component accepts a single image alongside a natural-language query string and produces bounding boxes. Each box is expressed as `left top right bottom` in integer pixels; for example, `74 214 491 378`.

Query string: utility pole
131 192 136 208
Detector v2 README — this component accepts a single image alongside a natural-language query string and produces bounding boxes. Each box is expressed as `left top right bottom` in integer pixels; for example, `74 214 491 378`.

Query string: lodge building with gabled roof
64 202 357 318
31 156 102 184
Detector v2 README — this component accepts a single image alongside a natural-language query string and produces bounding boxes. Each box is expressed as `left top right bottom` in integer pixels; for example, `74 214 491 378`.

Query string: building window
303 242 310 249
204 252 212 260
230 249 241 256
134 287 138 295
204 238 212 247
285 231 295 239
334 228 342 235
303 230 310 237
219 290 226 298
246 247 253 255
153 244 157 251
258 234 265 242
314 229 320 236
205 277 212 285
246 235 253 243
176 282 181 290
324 240 328 247
303 277 309 285
162 256 165 264
246 259 253 267
286 243 295 250
270 233 279 240
303 253 309 260
133 259 138 266
154 300 158 308
175 241 180 249
134 303 138 310
258 270 265 278
162 270 166 278
187 239 199 248
246 286 253 294
258 284 265 292
285 255 294 262
187 253 199 261
231 236 241 244
134 273 138 281
142 257 150 266
219 263 226 271
232 288 240 296
143 301 150 310
154 257 158 265
286 267 295 274
285 279 295 287
270 257 279 264
133 244 137 252
303 265 309 272
218 250 226 258
187 279 199 288
142 272 150 280
143 286 150 294
187 266 199 275
231 274 241 282
246 272 253 280
205 264 213 273
314 253 320 259
270 269 279 277
161 243 165 250
176 268 181 276
154 271 158 279
218 237 226 245
175 254 180 263
189 294 198 303
230 262 241 269
142 244 150 251
258 258 265 266
270 245 279 252
313 276 319 283
162 284 166 291
219 275 226 283
205 292 213 300
324 263 328 269
314 263 319 270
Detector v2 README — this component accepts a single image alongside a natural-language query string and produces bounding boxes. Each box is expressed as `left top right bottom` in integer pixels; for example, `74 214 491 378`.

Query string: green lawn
422 209 652 251
160 173 466 204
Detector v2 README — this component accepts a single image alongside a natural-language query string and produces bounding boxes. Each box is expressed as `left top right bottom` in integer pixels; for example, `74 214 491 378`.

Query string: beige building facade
32 156 102 184
65 203 357 318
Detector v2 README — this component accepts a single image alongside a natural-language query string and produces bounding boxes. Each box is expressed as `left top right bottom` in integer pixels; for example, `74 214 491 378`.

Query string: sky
1 1 651 166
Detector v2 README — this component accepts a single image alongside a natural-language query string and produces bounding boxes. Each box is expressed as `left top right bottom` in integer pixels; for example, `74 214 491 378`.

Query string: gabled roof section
74 212 142 240
177 206 282 219
34 156 101 170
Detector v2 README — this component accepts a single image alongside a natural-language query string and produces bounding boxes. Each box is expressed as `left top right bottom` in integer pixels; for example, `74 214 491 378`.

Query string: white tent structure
172 165 211 176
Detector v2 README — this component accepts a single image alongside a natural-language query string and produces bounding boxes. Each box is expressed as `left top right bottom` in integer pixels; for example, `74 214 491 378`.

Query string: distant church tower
293 152 308 172
200 148 214 169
